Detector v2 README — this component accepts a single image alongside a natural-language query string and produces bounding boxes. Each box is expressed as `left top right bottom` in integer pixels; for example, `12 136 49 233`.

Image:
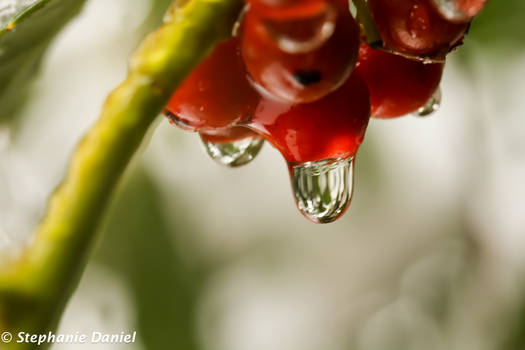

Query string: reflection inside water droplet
289 157 354 224
414 87 441 117
201 135 264 167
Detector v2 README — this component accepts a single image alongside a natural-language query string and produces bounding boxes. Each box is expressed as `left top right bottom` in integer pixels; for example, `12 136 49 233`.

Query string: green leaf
0 0 242 339
95 167 203 350
467 0 525 51
0 0 87 121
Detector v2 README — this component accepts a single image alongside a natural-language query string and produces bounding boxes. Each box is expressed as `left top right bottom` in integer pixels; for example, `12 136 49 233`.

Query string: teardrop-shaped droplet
289 157 354 224
201 135 264 167
414 88 441 117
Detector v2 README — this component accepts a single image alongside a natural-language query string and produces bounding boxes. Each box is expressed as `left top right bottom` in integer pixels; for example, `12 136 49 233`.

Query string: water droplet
408 4 430 38
414 88 441 117
201 135 264 167
164 111 196 131
289 157 354 224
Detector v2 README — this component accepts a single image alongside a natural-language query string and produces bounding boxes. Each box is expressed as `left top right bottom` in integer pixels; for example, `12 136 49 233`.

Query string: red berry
248 70 370 164
367 0 469 58
356 44 443 118
246 0 334 20
240 2 360 103
429 0 486 22
165 38 260 131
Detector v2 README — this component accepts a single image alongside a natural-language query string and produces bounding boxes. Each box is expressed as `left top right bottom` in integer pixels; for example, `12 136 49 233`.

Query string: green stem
351 0 381 45
0 0 242 343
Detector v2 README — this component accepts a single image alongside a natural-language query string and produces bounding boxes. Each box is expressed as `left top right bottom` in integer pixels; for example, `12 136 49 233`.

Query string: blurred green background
1 0 525 349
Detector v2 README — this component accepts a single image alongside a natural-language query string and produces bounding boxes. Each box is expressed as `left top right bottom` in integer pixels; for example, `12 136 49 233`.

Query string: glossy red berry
165 38 260 131
367 0 469 59
240 2 360 103
249 70 370 164
246 0 334 20
356 44 443 118
429 0 486 22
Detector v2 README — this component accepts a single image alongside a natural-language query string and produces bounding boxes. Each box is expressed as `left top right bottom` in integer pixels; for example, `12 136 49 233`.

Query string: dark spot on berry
293 70 322 86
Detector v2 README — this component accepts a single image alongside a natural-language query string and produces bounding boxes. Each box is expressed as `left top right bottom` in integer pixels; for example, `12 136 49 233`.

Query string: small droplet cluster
164 0 486 223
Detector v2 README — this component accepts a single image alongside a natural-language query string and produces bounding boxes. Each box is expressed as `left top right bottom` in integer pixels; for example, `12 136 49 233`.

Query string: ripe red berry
165 38 260 131
367 0 469 59
240 2 360 103
356 44 443 118
429 0 486 22
248 70 370 164
246 0 334 20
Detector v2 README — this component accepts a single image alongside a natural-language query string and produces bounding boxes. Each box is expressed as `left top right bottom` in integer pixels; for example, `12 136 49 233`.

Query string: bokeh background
1 0 525 349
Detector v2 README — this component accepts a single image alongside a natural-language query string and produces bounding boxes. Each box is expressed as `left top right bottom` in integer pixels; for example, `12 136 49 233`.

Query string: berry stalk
0 0 242 342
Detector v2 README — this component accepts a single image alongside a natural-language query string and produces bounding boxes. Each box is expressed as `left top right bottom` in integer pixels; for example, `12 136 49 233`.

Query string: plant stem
351 0 381 45
0 0 242 344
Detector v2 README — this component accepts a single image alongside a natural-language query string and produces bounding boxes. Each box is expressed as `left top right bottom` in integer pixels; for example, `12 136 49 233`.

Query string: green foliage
0 0 242 344
468 0 525 51
0 0 87 121
95 168 203 349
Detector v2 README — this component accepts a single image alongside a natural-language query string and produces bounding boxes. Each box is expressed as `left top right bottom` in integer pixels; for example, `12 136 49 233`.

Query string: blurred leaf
0 0 87 121
94 167 202 350
467 0 525 51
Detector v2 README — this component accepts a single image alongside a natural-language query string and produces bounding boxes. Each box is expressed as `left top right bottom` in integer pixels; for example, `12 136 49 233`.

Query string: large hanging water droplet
201 135 264 167
289 157 354 224
414 88 441 117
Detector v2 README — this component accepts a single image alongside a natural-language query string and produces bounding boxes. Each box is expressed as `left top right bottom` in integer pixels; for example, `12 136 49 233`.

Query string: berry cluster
164 0 486 223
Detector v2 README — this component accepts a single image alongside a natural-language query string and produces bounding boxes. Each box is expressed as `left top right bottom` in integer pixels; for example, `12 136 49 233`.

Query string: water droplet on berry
414 87 441 117
408 4 430 38
164 111 196 131
289 157 354 223
201 135 265 167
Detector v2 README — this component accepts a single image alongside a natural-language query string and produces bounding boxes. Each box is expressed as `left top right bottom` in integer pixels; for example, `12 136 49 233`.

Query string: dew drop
408 4 430 38
289 157 354 224
164 111 196 131
414 87 441 117
201 135 264 167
